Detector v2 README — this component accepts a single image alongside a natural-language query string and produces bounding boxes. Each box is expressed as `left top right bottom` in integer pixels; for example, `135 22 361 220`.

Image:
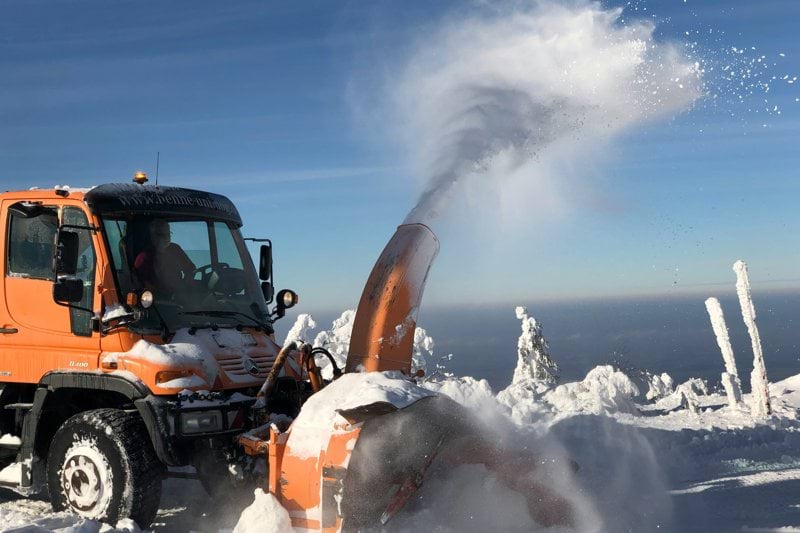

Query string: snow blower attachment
240 223 575 531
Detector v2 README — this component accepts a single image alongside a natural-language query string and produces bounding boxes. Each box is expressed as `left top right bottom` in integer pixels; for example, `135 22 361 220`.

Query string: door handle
0 328 18 334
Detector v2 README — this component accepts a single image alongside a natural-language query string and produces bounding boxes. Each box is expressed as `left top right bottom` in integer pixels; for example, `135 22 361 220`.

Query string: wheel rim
60 441 114 518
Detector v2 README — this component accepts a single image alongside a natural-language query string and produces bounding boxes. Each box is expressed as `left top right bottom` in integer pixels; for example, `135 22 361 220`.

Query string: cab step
3 403 33 411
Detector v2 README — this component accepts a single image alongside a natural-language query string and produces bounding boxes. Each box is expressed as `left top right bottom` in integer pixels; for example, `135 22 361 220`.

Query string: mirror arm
52 299 95 315
59 223 100 232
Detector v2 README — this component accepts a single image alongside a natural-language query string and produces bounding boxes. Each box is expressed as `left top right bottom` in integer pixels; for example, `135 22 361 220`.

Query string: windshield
102 216 271 333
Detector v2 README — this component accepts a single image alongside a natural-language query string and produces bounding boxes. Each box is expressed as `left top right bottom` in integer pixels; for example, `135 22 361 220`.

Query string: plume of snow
393 2 702 224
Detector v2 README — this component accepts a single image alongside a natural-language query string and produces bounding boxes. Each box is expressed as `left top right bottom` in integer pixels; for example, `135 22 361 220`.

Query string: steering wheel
190 263 229 289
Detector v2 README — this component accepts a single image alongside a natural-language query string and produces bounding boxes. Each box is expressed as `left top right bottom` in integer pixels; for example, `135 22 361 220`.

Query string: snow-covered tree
512 306 558 386
646 372 674 402
284 313 317 345
312 310 355 378
704 297 743 407
733 260 771 417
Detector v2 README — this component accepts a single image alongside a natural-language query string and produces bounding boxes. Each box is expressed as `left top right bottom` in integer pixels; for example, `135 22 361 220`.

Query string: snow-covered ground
3 308 800 532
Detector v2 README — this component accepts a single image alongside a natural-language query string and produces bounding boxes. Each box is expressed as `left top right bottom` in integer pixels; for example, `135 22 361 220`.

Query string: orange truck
0 179 300 526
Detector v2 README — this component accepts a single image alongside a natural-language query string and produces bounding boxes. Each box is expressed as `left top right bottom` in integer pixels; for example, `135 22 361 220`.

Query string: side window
214 222 244 269
63 207 96 337
7 204 58 280
103 219 127 273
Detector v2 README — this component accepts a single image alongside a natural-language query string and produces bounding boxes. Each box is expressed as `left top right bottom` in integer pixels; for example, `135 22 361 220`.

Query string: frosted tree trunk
733 260 771 417
512 306 558 386
704 297 742 407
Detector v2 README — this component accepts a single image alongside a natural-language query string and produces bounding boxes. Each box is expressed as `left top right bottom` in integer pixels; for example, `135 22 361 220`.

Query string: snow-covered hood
103 328 279 393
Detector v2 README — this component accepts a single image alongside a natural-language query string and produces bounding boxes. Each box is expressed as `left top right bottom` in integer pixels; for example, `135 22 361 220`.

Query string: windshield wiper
179 310 272 332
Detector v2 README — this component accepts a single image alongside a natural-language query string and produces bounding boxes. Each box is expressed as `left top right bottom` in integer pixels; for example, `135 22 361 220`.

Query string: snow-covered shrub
497 379 552 425
544 365 640 416
646 372 675 402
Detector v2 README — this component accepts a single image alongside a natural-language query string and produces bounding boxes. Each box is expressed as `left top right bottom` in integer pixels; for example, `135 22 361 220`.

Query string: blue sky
1 0 798 313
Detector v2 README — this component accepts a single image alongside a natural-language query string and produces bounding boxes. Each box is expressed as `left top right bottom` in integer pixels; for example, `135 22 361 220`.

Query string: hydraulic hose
257 340 298 400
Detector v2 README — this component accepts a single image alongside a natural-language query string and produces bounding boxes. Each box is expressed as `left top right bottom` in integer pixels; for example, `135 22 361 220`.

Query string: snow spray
393 2 702 225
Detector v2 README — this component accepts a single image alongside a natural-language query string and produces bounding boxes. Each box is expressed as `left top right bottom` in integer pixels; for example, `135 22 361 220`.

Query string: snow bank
545 365 640 416
233 489 291 533
422 375 501 417
3 517 140 533
497 378 552 426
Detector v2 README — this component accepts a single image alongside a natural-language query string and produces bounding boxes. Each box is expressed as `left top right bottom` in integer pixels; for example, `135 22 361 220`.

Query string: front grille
217 353 276 379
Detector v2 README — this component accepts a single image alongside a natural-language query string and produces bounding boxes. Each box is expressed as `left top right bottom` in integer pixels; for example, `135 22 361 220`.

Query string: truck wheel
47 409 164 527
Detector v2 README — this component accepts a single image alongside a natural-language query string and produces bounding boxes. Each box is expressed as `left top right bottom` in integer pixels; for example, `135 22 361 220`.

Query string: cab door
0 200 101 383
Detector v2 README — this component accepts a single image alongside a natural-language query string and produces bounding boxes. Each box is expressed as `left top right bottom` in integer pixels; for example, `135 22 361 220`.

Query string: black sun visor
84 183 242 225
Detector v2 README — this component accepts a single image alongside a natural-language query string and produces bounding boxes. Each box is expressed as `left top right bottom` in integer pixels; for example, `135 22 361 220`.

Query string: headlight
180 411 223 434
140 290 154 309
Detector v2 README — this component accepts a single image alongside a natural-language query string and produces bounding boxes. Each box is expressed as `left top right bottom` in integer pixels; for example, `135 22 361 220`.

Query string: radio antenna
155 152 160 186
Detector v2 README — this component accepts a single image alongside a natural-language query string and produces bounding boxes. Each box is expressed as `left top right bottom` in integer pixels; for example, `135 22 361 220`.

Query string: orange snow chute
240 222 442 531
345 223 439 374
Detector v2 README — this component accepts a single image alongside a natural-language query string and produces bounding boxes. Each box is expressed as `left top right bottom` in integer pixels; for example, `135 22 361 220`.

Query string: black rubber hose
310 347 342 378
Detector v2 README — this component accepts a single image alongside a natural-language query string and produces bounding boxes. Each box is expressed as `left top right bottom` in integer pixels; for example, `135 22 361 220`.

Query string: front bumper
137 391 257 466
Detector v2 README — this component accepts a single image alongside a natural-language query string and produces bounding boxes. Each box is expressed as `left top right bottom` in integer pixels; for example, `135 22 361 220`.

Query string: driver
133 219 196 295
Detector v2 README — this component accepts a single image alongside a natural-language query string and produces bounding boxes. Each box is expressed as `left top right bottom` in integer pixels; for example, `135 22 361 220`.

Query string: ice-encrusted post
704 297 742 407
512 306 558 386
733 260 771 417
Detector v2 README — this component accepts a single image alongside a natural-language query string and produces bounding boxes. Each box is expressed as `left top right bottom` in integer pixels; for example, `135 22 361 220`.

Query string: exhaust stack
346 223 439 374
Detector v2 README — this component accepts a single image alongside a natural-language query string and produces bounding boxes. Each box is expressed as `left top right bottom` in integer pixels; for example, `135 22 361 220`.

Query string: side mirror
261 281 274 303
259 243 272 281
54 230 80 276
53 277 84 303
274 289 298 319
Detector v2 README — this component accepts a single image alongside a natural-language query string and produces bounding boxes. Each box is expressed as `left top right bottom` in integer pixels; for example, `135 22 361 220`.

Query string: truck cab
0 182 298 526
